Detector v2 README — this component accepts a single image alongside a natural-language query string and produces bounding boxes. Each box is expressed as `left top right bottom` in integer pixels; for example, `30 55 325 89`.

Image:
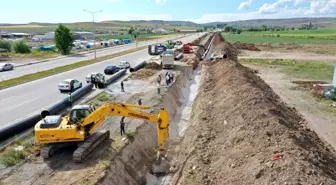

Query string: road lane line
0 98 38 112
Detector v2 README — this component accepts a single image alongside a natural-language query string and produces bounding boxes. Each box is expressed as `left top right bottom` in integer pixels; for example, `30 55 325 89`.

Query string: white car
86 73 105 83
58 79 82 92
117 61 131 69
0 63 14 71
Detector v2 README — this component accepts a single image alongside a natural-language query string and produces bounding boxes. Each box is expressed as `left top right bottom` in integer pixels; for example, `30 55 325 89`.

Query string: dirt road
239 50 336 61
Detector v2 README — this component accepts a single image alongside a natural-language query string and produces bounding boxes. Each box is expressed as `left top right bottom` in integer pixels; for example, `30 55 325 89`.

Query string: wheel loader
34 103 170 174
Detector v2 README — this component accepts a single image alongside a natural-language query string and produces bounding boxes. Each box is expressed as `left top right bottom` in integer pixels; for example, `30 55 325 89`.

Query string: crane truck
34 103 170 173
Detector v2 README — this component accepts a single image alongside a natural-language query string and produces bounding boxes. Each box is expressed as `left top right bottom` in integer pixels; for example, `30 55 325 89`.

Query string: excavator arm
76 103 169 151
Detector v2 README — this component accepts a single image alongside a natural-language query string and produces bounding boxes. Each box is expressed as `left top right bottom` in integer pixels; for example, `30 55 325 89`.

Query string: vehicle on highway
104 65 120 75
58 79 82 92
0 63 14 71
86 72 105 83
117 61 131 69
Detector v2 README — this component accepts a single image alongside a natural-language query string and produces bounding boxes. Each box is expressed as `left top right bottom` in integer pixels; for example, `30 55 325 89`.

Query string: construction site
1 32 336 185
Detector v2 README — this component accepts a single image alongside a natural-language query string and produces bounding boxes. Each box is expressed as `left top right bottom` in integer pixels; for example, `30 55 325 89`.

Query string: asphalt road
0 34 193 81
0 33 204 128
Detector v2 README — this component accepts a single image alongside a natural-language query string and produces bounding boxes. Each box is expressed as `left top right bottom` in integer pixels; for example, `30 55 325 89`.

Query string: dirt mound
144 62 162 70
232 41 261 51
212 33 225 47
128 69 158 80
171 59 336 185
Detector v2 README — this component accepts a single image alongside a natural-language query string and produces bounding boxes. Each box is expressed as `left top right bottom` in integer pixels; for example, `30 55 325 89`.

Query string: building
43 32 55 41
151 28 168 34
74 32 94 40
0 32 31 39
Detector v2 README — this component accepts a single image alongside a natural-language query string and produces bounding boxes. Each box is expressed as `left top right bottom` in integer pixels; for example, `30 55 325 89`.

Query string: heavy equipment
34 103 170 173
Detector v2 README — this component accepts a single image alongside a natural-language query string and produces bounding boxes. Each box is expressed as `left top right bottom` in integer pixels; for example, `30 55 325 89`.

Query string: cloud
305 0 336 14
148 0 167 4
100 13 172 21
186 8 316 23
238 0 253 10
294 0 305 6
258 0 292 14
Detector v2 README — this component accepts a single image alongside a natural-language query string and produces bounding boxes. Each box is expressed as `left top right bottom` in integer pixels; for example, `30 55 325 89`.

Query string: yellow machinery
35 103 169 172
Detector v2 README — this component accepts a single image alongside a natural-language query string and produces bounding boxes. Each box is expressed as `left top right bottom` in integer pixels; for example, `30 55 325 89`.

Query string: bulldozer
34 103 170 173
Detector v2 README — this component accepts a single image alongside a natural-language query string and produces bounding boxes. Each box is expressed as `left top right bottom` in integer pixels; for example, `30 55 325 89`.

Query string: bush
0 39 12 52
277 34 280 38
13 40 31 54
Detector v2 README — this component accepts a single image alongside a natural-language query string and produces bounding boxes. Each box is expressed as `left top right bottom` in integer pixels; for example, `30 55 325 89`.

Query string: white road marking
0 98 38 112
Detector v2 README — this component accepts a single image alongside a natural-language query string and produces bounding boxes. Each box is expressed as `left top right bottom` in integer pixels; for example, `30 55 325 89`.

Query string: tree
291 27 295 30
128 27 135 35
54 24 74 55
13 40 30 54
0 40 12 52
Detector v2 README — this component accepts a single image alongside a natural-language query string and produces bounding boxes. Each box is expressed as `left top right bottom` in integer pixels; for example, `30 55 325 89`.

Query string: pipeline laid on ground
129 61 147 72
105 69 127 85
0 83 94 142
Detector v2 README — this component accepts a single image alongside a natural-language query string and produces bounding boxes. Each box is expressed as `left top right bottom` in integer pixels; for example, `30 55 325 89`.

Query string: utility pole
84 9 103 60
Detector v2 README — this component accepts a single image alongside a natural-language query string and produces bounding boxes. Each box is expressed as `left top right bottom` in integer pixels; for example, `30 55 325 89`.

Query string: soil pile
171 59 336 185
232 41 261 51
129 69 158 80
145 62 162 70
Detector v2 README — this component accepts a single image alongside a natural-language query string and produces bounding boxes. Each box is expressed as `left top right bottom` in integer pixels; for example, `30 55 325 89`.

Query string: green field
0 22 199 34
223 28 336 44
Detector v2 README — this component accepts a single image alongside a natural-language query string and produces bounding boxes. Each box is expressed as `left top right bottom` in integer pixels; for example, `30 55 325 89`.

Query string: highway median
0 45 147 89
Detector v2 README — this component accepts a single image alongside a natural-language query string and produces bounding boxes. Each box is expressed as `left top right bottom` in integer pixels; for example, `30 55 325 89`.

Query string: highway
0 34 192 81
0 33 204 128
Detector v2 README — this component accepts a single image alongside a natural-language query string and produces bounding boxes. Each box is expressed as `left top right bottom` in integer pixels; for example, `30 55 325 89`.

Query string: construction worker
157 74 161 85
138 98 142 105
157 84 161 95
165 72 170 86
170 72 174 82
120 117 126 136
121 81 125 92
68 92 72 108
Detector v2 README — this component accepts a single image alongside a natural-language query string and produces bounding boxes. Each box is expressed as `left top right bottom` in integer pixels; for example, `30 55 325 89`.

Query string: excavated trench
96 34 214 185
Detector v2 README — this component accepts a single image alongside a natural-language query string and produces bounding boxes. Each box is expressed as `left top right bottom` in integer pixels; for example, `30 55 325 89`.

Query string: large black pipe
0 114 41 141
105 69 127 86
129 61 147 72
0 83 94 142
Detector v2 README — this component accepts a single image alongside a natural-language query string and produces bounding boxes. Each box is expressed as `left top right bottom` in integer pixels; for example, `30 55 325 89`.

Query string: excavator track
73 131 110 162
41 143 77 159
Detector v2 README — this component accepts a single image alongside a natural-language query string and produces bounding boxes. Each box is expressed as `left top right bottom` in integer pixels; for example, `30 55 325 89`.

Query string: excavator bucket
151 152 171 174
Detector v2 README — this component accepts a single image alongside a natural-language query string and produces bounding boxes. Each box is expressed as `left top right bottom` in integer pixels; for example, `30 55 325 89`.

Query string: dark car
104 65 120 75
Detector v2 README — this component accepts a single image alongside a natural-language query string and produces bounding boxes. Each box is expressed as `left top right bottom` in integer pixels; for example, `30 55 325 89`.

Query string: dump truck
161 49 175 69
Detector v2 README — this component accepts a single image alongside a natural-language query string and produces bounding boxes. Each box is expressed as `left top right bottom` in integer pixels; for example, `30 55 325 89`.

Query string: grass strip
0 46 147 89
240 58 334 82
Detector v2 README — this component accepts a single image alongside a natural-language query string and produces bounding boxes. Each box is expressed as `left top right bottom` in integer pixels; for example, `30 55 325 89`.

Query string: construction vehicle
161 49 175 69
183 45 193 54
35 103 170 173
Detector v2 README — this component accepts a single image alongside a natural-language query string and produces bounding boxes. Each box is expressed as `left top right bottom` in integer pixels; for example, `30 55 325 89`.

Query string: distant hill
0 17 335 34
203 17 336 28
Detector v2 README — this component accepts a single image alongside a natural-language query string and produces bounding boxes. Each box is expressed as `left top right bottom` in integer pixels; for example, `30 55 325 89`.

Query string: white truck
161 49 175 69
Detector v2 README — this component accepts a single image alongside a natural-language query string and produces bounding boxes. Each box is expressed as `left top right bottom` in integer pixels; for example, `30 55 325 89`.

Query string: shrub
277 34 280 37
0 39 12 52
13 40 31 54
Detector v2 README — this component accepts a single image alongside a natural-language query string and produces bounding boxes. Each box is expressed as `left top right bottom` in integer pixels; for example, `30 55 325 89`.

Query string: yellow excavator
34 103 170 173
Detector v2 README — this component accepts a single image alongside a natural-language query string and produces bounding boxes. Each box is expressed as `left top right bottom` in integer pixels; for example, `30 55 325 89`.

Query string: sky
1 0 335 24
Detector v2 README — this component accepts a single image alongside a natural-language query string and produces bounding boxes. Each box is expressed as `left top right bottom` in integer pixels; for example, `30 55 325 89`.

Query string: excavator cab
69 105 95 124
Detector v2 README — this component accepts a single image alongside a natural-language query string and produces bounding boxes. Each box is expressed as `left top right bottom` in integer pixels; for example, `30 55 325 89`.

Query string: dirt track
240 50 336 61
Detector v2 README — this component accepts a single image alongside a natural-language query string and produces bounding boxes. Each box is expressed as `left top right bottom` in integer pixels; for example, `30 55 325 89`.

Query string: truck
161 49 175 69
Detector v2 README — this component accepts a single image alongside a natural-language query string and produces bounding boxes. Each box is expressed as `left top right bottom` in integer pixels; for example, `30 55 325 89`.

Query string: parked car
104 65 120 75
86 73 105 83
58 79 82 92
117 61 131 69
0 63 14 71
